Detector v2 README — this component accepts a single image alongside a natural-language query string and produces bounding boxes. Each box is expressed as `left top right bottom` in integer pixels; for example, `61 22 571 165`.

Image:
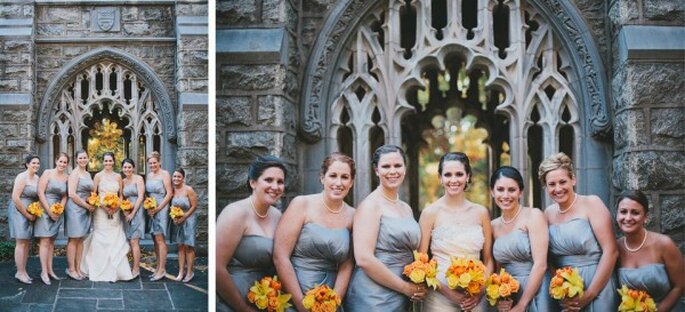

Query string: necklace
501 206 522 224
559 194 578 214
249 196 268 219
380 189 399 203
322 193 344 214
624 230 648 252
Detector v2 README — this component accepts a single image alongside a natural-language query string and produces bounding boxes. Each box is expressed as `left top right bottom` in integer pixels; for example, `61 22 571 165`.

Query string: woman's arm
273 196 307 311
512 208 548 311
67 172 93 211
12 174 34 220
126 177 146 222
158 171 174 212
656 235 685 311
216 203 257 312
332 208 357 300
176 186 199 225
37 170 58 221
419 205 460 302
462 206 494 310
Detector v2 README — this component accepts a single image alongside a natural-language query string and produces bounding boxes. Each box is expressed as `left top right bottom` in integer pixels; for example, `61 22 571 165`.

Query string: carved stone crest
92 7 120 32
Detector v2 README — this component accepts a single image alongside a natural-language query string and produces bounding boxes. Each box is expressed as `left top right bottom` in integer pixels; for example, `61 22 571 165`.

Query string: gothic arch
37 47 176 144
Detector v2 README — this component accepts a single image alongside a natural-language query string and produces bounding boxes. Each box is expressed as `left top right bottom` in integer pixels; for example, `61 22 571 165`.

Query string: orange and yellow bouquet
143 196 157 210
403 250 440 290
247 275 292 312
302 284 341 312
617 285 657 312
27 201 43 217
87 192 99 206
120 199 133 213
485 268 520 306
445 257 486 296
169 206 185 219
549 267 584 300
101 192 119 210
50 202 65 216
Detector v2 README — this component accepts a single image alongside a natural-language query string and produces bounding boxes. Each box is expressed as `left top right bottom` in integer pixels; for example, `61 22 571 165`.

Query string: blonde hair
147 151 161 162
538 152 574 185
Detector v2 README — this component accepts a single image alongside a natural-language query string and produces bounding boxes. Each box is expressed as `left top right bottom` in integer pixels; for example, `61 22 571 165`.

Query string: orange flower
445 257 486 296
618 285 656 312
485 268 520 306
50 203 64 215
403 250 440 290
302 284 340 312
549 267 584 300
27 201 43 217
120 199 133 212
143 196 157 210
247 275 292 311
87 192 99 206
169 206 185 219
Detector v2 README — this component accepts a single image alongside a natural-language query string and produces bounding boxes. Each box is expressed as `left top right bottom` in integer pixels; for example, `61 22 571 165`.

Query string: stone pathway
0 256 208 311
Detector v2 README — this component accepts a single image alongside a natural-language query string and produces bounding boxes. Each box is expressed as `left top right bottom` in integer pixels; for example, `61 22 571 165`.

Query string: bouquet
617 285 657 312
50 202 65 216
101 192 119 210
445 257 486 296
87 192 99 206
247 275 292 312
143 196 157 210
549 267 584 300
302 284 341 312
485 268 520 306
169 206 185 219
27 201 43 217
120 199 133 213
403 250 440 290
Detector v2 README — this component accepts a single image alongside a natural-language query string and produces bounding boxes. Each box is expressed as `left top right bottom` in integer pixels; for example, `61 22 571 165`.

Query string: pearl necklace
250 196 268 219
501 206 522 224
624 230 648 252
380 189 399 203
559 194 578 214
322 193 344 214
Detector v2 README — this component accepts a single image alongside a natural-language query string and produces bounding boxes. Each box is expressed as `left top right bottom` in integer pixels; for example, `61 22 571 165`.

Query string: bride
80 152 133 282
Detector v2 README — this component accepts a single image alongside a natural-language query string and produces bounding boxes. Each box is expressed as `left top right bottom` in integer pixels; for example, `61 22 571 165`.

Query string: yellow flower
169 206 185 219
50 203 64 215
549 267 584 300
27 201 43 217
445 256 486 296
486 284 500 306
402 250 440 290
143 196 157 210
302 284 340 312
617 285 657 312
247 275 292 311
120 199 133 212
87 192 99 206
102 192 119 210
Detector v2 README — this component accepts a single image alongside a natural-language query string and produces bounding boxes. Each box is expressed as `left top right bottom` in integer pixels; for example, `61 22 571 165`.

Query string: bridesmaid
274 152 355 311
145 151 173 281
418 152 493 311
615 190 684 311
35 152 69 285
9 155 41 284
345 145 426 311
65 150 95 280
122 158 145 279
216 155 287 311
489 166 551 312
171 168 199 283
539 152 618 311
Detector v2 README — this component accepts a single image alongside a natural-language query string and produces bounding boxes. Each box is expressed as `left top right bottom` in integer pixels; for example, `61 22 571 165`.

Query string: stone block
217 164 249 194
36 46 61 57
140 7 167 21
609 0 640 25
177 65 207 79
177 149 208 167
64 46 88 57
180 37 207 50
190 79 208 92
225 131 280 159
23 5 33 18
613 109 647 150
644 0 685 22
660 194 685 232
303 0 335 14
262 0 285 24
217 96 252 127
216 0 258 25
4 40 30 51
123 22 150 36
192 130 208 144
628 63 684 107
3 66 30 80
37 23 65 36
5 139 32 151
0 153 18 165
220 64 286 91
0 80 19 91
302 17 322 53
613 151 685 191
257 95 296 130
46 7 80 23
154 46 176 58
651 108 685 147
0 5 21 18
1 109 31 122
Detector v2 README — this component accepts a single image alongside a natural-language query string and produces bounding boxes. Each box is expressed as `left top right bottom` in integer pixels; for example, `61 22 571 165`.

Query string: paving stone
92 280 142 289
97 298 124 309
166 283 208 310
58 288 122 299
58 279 93 288
21 283 58 304
52 298 96 312
122 289 173 310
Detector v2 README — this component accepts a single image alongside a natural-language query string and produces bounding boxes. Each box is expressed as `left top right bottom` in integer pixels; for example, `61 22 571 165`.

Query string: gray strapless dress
9 184 38 239
172 196 196 247
34 179 66 237
217 235 275 312
345 216 420 312
145 178 169 237
619 263 684 311
548 218 618 311
65 175 94 238
123 182 145 240
492 230 553 312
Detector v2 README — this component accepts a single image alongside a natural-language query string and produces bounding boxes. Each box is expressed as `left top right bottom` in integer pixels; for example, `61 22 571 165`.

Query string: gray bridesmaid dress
291 223 350 292
217 235 275 312
492 229 553 311
172 196 196 247
65 175 94 237
548 218 618 311
34 179 66 237
9 184 38 239
619 263 684 311
123 182 145 239
145 178 169 237
344 216 421 312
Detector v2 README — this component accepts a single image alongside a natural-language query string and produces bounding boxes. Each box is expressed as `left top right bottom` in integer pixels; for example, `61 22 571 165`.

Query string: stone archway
299 0 613 209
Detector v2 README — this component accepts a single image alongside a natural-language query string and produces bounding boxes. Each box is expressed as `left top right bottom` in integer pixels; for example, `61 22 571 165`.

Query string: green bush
0 241 15 262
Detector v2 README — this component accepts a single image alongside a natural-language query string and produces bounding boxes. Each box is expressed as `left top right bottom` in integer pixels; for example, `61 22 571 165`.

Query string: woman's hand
125 211 134 222
173 216 185 225
403 282 427 302
560 293 590 312
461 292 482 311
25 213 37 222
496 298 513 311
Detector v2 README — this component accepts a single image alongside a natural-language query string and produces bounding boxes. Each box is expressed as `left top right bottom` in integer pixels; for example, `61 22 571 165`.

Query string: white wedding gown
80 179 133 282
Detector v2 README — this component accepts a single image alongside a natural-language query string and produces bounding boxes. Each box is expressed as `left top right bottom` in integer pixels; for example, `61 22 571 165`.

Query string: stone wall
609 0 685 254
216 0 300 212
0 1 36 240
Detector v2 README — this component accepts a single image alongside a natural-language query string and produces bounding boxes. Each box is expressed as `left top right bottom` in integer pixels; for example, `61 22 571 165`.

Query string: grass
0 241 15 261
